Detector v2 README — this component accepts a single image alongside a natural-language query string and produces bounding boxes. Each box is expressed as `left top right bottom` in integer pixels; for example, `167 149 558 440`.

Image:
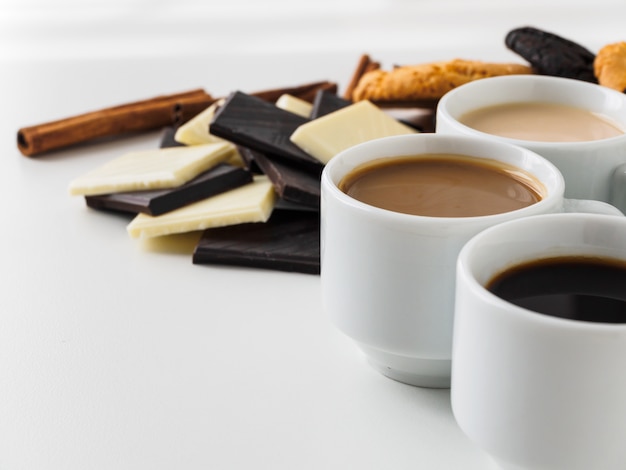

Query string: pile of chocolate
16 27 626 275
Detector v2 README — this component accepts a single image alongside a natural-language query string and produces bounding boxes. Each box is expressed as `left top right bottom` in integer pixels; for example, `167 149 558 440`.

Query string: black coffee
487 256 626 323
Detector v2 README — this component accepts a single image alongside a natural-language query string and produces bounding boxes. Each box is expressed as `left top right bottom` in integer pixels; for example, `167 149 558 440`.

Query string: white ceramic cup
320 134 621 388
451 213 626 470
436 74 626 213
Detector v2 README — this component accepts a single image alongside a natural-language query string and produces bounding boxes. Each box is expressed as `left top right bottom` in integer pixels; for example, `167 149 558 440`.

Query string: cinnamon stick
18 81 339 157
343 54 380 100
17 89 213 157
171 96 218 126
172 80 339 126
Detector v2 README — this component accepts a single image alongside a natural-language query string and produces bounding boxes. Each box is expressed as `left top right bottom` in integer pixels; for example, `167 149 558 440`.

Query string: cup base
358 343 451 388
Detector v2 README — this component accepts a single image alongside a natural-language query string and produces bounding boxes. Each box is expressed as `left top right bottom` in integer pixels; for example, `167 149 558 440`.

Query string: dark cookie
505 26 597 83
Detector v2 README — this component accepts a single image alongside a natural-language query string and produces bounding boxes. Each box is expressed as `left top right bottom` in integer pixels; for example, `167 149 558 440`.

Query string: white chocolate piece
290 100 417 164
224 149 246 168
174 98 245 167
126 175 276 239
275 94 313 118
174 99 226 146
69 142 236 196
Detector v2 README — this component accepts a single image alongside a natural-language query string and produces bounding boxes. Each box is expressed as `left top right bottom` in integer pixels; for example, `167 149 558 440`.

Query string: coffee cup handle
562 198 624 216
609 163 626 213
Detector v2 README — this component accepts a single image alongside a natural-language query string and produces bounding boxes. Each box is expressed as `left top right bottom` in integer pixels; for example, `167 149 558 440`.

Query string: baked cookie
350 59 532 102
594 42 626 92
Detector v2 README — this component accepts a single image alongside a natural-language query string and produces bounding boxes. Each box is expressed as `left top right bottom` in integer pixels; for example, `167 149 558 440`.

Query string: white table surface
1 2 625 469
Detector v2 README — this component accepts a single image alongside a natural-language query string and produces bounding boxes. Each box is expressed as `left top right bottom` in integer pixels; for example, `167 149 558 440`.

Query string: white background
1 2 625 469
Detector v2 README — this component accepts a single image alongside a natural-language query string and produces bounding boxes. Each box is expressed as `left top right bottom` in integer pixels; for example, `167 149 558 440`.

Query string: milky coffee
459 102 624 142
339 154 543 217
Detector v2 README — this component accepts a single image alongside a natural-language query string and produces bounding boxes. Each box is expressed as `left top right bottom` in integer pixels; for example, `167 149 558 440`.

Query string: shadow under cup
451 213 626 470
320 134 565 388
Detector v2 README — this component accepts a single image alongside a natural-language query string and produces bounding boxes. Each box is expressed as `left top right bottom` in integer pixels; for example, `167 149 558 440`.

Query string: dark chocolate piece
505 26 597 82
239 147 320 209
193 210 320 274
85 163 253 216
172 81 338 126
274 198 318 212
310 90 352 119
209 91 324 175
383 107 436 133
236 145 262 174
159 126 185 148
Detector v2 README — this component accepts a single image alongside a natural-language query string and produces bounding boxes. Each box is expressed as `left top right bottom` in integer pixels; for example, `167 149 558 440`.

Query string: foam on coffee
339 154 543 217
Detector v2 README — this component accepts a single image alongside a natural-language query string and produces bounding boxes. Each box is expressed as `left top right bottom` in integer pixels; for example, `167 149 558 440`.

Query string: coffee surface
339 154 542 217
460 102 624 142
487 256 626 323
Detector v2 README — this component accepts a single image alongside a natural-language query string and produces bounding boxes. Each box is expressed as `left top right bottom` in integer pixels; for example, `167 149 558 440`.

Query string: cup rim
436 75 626 148
321 133 564 224
457 212 626 330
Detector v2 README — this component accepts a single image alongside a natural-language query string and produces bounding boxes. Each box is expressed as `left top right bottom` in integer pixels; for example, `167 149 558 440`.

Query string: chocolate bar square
192 210 320 274
209 91 323 175
85 163 252 216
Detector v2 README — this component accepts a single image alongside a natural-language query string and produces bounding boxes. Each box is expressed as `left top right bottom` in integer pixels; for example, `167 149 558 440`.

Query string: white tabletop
1 2 624 469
